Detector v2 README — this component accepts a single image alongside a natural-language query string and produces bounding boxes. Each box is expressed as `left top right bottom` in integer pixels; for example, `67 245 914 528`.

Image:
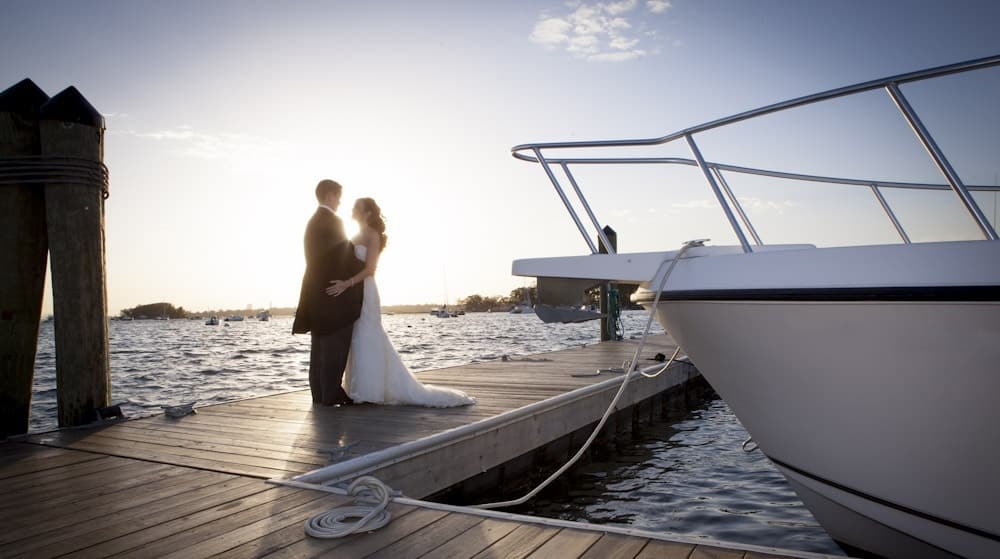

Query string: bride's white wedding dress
343 244 475 407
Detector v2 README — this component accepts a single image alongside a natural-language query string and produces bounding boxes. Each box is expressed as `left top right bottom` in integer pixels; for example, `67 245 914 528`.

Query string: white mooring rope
302 240 704 534
470 239 704 510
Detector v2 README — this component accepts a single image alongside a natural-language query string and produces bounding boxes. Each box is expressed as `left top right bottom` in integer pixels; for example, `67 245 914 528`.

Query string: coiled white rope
304 476 393 538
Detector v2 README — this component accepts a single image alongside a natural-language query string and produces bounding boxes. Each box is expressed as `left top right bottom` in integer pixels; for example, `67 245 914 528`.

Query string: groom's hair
315 179 342 202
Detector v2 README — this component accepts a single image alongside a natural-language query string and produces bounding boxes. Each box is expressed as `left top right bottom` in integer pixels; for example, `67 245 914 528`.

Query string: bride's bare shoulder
363 229 382 248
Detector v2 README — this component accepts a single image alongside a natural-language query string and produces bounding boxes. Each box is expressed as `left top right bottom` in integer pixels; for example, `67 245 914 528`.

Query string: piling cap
39 86 104 128
0 79 49 116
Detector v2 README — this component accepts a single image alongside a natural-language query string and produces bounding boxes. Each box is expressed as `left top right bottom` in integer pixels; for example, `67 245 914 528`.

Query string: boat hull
649 296 1000 558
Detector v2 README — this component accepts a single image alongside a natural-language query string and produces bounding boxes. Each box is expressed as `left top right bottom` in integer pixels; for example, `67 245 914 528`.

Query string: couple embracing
292 179 475 408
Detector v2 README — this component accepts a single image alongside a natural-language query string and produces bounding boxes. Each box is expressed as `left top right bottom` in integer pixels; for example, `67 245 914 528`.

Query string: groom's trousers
309 323 353 405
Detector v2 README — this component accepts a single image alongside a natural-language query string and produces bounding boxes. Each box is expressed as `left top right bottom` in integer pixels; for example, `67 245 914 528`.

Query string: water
29 311 841 555
30 313 641 433
514 392 844 555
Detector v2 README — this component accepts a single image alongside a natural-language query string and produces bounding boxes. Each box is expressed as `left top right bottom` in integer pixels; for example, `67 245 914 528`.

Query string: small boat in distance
509 289 534 314
223 315 244 322
205 316 219 326
256 310 271 322
430 306 456 318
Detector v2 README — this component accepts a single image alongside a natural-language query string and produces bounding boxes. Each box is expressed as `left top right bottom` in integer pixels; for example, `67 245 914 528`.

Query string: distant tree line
119 303 296 319
120 302 186 319
118 285 642 319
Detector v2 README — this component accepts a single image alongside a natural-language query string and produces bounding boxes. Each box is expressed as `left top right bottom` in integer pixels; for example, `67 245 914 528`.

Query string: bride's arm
327 231 381 296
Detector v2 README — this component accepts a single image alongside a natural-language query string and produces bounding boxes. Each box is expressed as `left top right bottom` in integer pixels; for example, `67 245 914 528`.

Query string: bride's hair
357 197 388 249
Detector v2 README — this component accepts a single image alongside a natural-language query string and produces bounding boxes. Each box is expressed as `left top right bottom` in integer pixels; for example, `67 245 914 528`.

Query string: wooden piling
0 79 50 438
599 225 617 342
38 86 110 428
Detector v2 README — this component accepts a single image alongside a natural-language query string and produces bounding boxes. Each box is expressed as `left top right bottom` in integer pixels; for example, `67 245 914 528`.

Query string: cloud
605 0 639 16
646 0 671 14
738 197 796 214
115 125 287 160
530 17 573 46
671 199 719 209
671 197 796 214
529 0 671 62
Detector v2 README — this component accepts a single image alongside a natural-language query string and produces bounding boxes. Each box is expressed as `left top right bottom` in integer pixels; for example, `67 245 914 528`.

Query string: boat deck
2 335 835 558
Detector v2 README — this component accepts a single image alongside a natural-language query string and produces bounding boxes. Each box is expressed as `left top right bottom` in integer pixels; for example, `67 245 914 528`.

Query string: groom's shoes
330 398 354 407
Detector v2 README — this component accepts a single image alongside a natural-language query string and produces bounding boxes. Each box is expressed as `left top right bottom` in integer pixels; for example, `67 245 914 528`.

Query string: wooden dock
1 335 837 558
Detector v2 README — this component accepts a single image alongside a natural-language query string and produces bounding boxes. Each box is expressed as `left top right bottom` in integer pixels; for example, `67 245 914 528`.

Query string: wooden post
39 87 110 427
0 79 50 438
599 225 617 342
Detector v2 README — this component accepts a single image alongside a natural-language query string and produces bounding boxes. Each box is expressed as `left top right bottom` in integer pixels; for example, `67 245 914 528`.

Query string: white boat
510 56 1000 558
223 315 244 322
205 316 219 326
509 290 535 314
256 310 271 322
430 306 454 318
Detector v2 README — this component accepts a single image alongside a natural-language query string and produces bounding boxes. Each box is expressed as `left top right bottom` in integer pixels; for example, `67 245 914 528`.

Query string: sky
3 0 999 315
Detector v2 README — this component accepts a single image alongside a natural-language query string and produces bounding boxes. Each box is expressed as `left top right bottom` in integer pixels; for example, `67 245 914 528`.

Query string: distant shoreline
102 304 483 320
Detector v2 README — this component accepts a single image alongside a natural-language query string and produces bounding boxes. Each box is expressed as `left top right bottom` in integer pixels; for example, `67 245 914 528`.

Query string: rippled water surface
31 313 648 433
515 393 844 555
30 311 841 555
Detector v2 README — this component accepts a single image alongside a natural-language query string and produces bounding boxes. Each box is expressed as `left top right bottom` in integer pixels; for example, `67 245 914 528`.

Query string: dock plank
578 532 651 559
635 539 698 559
365 511 485 559
0 458 170 513
260 506 448 558
471 524 559 559
416 517 522 559
19 475 265 557
214 504 422 559
524 528 603 558
2 469 220 543
0 445 102 479
691 546 749 559
153 492 349 559
1 462 182 530
73 485 310 558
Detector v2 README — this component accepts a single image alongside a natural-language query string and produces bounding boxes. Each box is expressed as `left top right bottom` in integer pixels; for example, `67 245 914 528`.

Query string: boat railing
511 55 1000 254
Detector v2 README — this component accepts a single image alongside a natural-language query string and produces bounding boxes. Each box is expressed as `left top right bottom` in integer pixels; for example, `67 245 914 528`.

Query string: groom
293 179 365 406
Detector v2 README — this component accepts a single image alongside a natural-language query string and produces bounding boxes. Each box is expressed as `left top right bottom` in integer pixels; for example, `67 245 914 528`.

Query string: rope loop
304 476 393 539
0 155 110 199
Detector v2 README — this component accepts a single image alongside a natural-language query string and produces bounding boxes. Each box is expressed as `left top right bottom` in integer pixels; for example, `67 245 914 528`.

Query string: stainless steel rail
512 55 1000 252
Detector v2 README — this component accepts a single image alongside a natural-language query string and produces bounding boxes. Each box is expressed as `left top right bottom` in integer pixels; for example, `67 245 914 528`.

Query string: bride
327 198 475 408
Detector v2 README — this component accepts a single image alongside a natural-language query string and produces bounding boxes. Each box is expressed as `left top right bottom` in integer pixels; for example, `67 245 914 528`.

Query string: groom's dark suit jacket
292 208 365 335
